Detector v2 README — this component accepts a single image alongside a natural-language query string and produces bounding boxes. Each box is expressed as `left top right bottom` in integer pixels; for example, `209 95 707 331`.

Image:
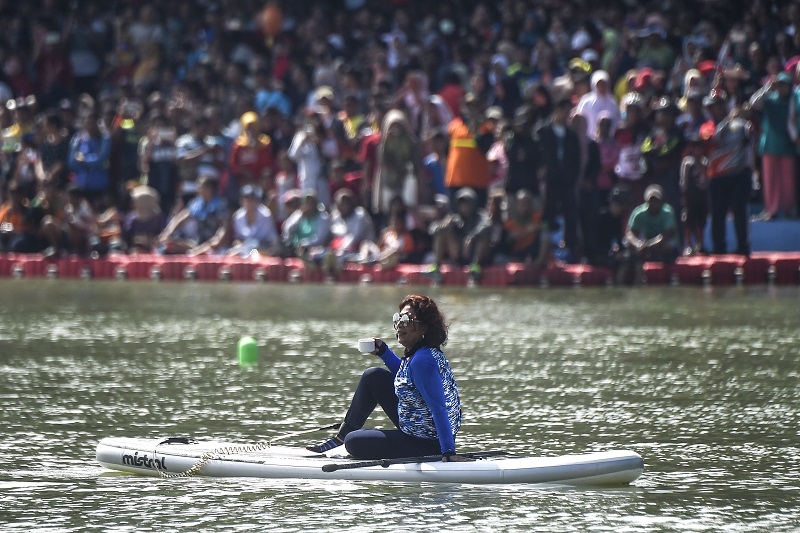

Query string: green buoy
237 336 259 366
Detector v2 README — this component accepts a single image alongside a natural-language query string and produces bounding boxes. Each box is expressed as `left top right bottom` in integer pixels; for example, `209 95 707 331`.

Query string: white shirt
232 204 279 249
576 92 620 139
329 206 375 253
287 131 323 193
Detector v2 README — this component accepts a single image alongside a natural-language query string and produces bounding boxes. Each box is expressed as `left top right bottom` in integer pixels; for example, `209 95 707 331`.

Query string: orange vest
445 118 490 189
0 203 30 232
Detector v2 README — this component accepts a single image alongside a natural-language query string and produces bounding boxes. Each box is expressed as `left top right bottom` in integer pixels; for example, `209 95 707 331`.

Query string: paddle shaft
269 422 340 444
321 450 505 473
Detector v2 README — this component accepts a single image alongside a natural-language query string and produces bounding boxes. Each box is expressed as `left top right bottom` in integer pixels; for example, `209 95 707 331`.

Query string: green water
0 280 798 532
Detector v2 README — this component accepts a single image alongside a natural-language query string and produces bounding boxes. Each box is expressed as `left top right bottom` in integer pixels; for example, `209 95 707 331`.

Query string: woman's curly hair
399 294 448 348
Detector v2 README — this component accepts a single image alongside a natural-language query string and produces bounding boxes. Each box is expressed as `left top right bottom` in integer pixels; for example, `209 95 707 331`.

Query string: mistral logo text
122 451 167 470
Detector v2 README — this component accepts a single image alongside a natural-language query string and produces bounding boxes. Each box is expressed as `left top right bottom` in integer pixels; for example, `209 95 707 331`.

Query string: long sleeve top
68 131 111 192
287 131 323 192
377 342 462 455
534 122 581 184
750 85 794 156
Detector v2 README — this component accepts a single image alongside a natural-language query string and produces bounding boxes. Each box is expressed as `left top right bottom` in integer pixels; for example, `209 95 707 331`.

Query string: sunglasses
392 312 419 329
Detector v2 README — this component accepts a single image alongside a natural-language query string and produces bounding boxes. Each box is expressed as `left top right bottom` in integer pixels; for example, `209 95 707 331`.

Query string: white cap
582 49 600 63
571 30 591 51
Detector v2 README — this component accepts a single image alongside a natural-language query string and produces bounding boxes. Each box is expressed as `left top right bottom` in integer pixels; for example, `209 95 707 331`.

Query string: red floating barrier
279 258 322 282
92 258 116 279
540 267 573 287
21 257 46 278
0 255 11 277
441 265 469 286
771 255 800 284
337 263 364 283
229 261 258 281
673 257 711 284
564 264 612 286
395 264 431 286
2 251 800 286
505 263 539 285
743 256 770 284
283 257 303 282
709 256 744 286
125 259 155 279
160 259 186 280
360 265 394 283
56 257 80 278
304 265 326 283
193 260 225 281
263 258 289 281
642 262 670 285
481 265 509 287
240 257 282 281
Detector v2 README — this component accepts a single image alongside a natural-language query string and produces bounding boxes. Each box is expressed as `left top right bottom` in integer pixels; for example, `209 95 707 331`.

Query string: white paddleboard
96 437 644 486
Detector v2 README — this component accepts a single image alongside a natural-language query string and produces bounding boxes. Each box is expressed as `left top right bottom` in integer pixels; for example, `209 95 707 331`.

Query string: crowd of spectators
1 0 799 284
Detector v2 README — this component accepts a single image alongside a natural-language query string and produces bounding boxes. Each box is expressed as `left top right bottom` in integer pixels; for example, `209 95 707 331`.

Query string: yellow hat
313 86 334 102
568 58 592 74
240 111 259 127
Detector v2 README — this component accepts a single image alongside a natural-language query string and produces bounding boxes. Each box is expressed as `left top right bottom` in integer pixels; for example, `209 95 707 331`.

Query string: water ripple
0 282 799 531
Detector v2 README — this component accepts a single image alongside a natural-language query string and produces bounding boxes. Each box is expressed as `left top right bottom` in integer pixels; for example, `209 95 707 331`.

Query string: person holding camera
287 114 328 208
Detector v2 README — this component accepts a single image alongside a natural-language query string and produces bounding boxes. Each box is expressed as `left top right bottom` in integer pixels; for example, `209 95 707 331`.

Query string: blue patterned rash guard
378 344 462 454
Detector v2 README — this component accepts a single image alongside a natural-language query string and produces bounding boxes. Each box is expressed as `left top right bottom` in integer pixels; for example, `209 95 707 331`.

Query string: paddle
321 450 506 473
269 422 340 445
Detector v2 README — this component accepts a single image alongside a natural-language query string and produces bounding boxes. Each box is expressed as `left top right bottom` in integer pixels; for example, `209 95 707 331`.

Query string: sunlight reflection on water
0 281 798 531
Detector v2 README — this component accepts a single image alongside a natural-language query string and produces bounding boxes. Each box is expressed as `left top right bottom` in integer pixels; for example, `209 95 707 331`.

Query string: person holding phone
307 294 467 462
139 113 178 215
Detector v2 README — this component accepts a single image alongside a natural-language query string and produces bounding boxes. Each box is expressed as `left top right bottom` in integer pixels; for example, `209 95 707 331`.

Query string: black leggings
340 367 440 460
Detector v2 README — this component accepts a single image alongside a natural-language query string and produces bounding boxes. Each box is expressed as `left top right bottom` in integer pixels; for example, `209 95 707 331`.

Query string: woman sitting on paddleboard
307 294 469 462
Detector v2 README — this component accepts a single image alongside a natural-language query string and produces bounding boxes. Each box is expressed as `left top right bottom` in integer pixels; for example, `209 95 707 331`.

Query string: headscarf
379 110 416 146
373 110 418 212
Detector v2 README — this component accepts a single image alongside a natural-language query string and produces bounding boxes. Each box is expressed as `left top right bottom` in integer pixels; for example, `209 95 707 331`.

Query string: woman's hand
372 338 384 355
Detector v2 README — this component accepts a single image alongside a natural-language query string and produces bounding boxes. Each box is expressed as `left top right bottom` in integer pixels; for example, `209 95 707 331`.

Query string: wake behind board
96 437 644 486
